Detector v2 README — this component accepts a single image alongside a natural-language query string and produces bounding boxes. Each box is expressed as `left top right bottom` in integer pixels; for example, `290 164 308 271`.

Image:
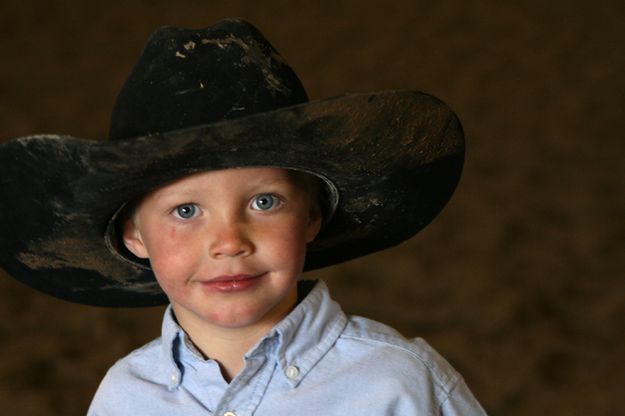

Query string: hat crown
109 19 308 141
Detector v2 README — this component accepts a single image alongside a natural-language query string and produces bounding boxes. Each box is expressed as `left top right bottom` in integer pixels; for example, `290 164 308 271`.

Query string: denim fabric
88 280 486 415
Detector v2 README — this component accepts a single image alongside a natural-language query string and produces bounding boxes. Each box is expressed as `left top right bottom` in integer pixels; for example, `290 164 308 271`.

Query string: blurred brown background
1 0 623 414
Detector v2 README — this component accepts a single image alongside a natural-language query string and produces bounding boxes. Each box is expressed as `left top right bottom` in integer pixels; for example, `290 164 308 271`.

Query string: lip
197 272 266 293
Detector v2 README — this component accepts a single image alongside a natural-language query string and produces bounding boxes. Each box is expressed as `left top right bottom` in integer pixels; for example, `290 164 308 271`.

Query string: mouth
198 272 266 292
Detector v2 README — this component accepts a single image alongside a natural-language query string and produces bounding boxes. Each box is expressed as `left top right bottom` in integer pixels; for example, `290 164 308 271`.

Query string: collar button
285 365 300 380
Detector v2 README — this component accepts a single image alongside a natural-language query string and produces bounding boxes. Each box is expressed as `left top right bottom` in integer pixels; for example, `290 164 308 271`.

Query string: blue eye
173 203 197 219
251 194 279 211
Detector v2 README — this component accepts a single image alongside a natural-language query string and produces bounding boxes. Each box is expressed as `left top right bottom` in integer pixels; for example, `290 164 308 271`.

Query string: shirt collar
159 279 347 389
265 280 347 387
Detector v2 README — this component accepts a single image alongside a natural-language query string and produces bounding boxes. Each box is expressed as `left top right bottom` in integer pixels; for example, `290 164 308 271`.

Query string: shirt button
223 412 236 416
170 374 177 383
285 365 300 379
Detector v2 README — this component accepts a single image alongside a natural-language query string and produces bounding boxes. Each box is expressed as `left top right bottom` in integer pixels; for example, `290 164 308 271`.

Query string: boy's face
123 167 322 331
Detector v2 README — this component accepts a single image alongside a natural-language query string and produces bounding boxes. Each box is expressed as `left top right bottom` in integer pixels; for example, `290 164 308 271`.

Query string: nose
208 219 254 259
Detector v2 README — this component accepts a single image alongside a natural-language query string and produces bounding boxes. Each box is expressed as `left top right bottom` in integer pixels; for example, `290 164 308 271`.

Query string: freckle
169 227 177 238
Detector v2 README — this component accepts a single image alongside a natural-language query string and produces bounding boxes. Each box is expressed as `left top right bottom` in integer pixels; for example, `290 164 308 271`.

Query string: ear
305 205 323 243
122 217 150 259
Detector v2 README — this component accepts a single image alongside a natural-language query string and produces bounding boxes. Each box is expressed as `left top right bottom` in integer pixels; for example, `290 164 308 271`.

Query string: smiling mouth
199 273 266 292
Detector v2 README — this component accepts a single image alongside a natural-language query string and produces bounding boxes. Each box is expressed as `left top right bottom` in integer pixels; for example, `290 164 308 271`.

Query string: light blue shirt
88 280 486 415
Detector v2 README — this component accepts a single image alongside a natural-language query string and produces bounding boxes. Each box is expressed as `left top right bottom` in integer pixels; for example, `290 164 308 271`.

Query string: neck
173 289 298 383
190 325 269 382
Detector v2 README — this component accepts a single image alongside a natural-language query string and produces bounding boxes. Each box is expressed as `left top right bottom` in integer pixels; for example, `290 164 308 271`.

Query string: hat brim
0 90 463 306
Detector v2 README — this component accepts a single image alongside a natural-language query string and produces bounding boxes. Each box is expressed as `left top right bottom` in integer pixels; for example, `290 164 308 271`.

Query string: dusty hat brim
0 90 463 307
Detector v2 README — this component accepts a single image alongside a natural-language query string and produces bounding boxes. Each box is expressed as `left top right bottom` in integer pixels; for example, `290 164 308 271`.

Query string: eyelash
170 193 283 220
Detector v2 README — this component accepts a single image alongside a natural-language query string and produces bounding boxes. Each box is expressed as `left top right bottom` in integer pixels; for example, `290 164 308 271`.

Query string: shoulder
106 336 164 381
337 316 466 403
343 317 454 372
332 316 487 414
87 337 166 415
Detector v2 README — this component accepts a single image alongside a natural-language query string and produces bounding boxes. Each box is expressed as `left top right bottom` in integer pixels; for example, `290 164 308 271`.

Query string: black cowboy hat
0 18 464 307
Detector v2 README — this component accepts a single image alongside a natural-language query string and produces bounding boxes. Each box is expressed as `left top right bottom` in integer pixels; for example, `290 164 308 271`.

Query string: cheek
144 226 199 285
261 220 309 266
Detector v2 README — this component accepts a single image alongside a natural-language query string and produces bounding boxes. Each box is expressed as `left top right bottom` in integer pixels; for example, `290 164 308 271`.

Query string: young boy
0 19 486 415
